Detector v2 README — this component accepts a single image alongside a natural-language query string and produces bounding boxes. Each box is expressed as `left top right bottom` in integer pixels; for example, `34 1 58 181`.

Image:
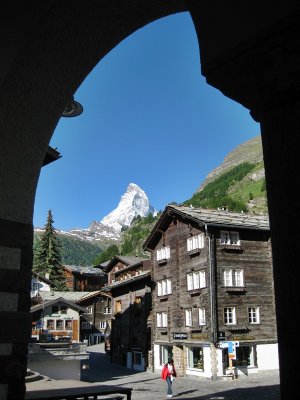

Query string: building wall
151 215 278 378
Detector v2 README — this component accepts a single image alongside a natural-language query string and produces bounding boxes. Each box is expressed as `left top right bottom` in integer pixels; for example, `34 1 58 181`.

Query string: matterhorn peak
100 183 157 233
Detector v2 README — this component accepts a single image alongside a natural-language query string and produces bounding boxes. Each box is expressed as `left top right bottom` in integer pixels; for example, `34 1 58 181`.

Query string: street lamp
62 96 83 117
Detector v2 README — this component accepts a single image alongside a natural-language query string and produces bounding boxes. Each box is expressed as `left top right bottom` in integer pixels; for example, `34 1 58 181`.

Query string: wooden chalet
75 290 112 345
63 265 107 292
143 205 278 379
104 256 152 371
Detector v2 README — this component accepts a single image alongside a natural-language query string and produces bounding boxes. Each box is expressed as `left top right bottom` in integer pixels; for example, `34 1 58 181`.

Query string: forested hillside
33 232 102 266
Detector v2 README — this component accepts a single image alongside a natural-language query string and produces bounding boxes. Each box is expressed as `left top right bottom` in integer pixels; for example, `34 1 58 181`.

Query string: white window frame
223 269 244 287
82 321 92 329
157 278 172 296
187 270 206 290
220 230 240 245
185 309 192 326
157 246 170 261
187 233 205 251
157 312 168 327
86 306 93 314
248 306 260 324
199 308 206 325
224 307 236 324
99 321 107 329
103 307 111 314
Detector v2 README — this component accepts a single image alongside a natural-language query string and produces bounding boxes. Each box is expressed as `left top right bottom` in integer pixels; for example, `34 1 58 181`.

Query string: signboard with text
173 332 188 340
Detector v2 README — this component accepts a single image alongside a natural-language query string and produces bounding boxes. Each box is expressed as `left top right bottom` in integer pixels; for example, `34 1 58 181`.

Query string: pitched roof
144 204 270 249
30 296 86 313
105 255 149 273
37 290 111 303
63 265 105 276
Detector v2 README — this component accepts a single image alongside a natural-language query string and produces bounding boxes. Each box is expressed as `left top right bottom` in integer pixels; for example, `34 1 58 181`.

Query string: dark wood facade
104 256 152 370
76 291 112 345
144 205 277 378
63 265 107 292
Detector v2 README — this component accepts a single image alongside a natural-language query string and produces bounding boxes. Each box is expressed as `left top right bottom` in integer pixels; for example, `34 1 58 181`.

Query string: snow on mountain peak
99 183 156 233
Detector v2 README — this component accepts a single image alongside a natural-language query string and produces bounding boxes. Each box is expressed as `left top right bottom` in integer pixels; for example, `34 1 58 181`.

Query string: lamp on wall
62 96 83 117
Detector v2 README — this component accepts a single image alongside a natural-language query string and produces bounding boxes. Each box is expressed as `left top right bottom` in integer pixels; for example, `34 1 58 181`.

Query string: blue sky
34 12 259 231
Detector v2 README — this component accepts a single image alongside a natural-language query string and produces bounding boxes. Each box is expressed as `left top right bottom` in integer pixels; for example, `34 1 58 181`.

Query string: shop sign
191 332 209 340
173 332 188 340
218 331 225 341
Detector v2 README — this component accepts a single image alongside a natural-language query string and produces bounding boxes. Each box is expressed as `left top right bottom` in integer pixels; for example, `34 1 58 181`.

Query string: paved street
81 344 280 400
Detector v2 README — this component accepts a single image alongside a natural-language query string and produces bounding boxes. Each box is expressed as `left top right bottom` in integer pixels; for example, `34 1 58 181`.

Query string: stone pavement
80 344 280 400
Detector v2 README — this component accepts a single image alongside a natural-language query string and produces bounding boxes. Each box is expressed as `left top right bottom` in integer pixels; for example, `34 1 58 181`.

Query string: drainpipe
205 224 218 380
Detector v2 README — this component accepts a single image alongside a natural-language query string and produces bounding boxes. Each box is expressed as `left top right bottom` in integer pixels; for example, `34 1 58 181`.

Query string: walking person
161 358 177 398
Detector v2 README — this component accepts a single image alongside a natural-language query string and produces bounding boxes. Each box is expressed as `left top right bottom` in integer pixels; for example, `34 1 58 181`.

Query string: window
199 308 206 325
157 246 170 261
248 307 260 324
99 321 107 329
52 306 59 314
103 307 111 314
224 346 257 368
133 351 142 365
86 306 93 314
220 230 240 245
82 321 92 329
47 319 54 329
223 269 244 287
187 233 204 251
115 300 122 313
65 320 73 330
187 347 204 370
56 319 64 330
160 345 173 365
185 309 192 326
157 312 168 327
224 307 236 324
134 296 142 308
60 306 67 314
157 278 172 296
187 270 206 290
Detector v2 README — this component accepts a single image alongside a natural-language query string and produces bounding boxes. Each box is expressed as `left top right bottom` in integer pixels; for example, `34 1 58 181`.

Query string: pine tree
33 210 67 290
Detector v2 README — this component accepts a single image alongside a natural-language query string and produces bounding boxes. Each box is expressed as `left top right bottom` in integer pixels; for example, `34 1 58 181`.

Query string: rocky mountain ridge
35 183 157 245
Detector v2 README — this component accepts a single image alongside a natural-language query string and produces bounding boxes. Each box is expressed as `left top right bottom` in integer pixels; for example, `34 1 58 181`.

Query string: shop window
160 345 173 365
187 347 204 370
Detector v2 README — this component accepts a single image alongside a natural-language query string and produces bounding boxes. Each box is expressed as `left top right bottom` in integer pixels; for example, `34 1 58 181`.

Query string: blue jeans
166 376 172 395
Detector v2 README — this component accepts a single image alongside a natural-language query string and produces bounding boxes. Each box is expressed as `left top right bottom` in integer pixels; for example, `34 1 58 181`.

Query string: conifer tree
33 210 67 290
